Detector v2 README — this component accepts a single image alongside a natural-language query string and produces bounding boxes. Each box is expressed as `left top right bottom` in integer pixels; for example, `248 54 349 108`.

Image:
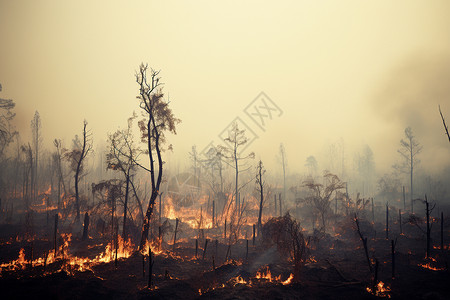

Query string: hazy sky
1 1 450 176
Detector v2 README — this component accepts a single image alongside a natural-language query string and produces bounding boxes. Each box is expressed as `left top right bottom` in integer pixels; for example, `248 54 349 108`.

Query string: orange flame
366 281 391 298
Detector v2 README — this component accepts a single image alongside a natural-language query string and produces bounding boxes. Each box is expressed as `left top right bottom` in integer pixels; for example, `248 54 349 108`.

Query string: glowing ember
366 281 391 298
419 262 445 271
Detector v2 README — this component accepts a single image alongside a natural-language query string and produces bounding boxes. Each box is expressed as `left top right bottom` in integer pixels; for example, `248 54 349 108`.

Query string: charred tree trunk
441 212 444 251
172 218 179 253
202 239 209 260
82 212 89 241
385 203 389 240
122 173 130 239
355 215 372 272
54 214 58 256
425 196 431 258
391 239 396 279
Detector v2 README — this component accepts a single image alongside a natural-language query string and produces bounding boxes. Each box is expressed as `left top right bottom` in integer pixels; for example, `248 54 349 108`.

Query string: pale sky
1 0 450 177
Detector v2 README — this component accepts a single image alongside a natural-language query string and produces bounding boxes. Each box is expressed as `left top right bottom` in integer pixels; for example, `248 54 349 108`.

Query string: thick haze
1 1 450 177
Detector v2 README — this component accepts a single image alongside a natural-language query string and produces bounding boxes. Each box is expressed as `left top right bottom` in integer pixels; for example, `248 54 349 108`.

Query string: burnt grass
0 210 449 300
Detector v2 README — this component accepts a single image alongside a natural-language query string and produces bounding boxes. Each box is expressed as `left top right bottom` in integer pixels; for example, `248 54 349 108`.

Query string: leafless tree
279 143 287 202
394 127 422 211
53 139 67 209
135 64 180 250
107 113 144 238
30 111 42 202
255 160 266 235
64 120 92 222
21 143 33 210
438 105 450 143
218 121 255 208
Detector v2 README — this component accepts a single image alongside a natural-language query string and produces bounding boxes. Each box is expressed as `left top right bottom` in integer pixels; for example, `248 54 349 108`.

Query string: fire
366 281 391 298
0 233 137 275
255 266 282 282
230 275 247 285
0 248 27 271
281 273 294 285
141 238 163 256
418 257 445 271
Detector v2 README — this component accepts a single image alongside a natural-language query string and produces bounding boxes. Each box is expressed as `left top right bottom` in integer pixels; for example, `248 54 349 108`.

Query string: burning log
82 212 89 241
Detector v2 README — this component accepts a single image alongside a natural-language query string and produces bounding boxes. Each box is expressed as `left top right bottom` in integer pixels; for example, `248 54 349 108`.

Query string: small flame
366 281 391 298
255 266 282 282
281 273 294 285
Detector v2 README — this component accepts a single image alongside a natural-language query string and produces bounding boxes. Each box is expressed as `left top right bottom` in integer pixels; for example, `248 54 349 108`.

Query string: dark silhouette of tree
135 64 180 250
279 143 287 204
189 145 201 188
354 145 375 196
0 84 16 157
53 139 67 209
218 121 255 207
30 111 42 202
303 171 345 232
305 155 318 177
255 160 266 235
394 127 422 211
439 105 450 143
64 120 92 222
106 113 144 238
20 143 33 210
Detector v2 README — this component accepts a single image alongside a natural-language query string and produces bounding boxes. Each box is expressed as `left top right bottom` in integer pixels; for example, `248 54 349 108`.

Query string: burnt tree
64 120 92 222
255 160 266 235
394 127 422 212
136 64 180 250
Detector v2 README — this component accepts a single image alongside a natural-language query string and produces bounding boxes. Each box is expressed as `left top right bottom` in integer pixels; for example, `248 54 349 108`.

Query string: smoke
371 53 450 173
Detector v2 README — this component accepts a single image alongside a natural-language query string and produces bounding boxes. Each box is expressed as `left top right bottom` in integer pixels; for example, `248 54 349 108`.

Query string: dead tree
394 127 422 213
354 214 372 272
107 112 143 239
438 105 450 143
279 143 287 207
255 160 266 235
218 121 255 208
135 64 180 250
64 120 92 222
53 139 66 210
30 111 42 203
303 171 345 232
424 195 435 258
